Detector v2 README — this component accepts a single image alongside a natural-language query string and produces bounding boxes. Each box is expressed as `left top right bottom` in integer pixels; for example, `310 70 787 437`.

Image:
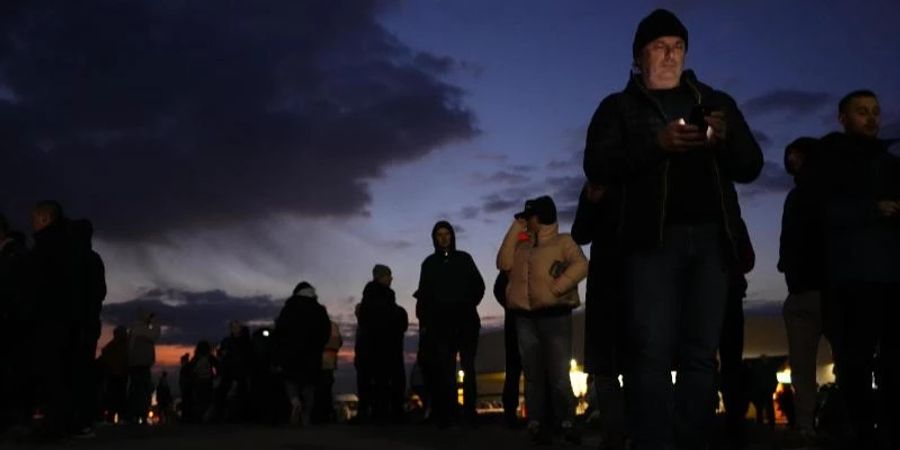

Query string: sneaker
561 421 581 445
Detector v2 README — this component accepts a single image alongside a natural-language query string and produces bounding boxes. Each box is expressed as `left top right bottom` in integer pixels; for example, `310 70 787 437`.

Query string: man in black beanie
583 8 763 450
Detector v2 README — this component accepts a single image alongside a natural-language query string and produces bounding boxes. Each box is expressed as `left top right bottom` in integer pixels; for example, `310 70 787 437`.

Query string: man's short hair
33 200 64 221
838 89 877 114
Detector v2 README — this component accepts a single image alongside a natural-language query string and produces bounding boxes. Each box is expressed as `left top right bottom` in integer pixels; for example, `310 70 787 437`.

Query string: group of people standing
565 8 897 450
0 201 108 440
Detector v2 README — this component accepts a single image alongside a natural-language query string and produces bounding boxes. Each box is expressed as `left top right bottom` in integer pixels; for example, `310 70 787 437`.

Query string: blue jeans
516 312 574 426
624 224 729 450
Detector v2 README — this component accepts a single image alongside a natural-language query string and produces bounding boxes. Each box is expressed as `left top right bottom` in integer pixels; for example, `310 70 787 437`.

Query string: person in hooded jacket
215 321 253 422
497 195 589 444
274 281 331 427
356 265 409 423
415 221 485 427
777 136 829 446
69 219 106 436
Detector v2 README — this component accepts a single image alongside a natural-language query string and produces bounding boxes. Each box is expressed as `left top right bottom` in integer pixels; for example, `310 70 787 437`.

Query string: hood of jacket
431 220 457 253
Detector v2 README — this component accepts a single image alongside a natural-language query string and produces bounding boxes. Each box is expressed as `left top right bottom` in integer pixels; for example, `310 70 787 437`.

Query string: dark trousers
103 375 128 422
127 366 153 422
833 282 900 450
624 224 729 450
429 316 480 425
313 370 336 423
719 280 748 439
502 310 522 420
72 329 100 429
35 325 77 435
214 373 249 422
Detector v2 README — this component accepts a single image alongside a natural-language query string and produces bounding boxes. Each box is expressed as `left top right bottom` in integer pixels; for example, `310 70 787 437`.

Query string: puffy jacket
497 220 588 312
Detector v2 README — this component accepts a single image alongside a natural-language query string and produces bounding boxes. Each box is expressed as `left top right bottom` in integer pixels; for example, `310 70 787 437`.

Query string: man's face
31 210 51 232
840 96 880 138
434 228 452 250
786 148 806 174
376 273 393 287
639 36 685 90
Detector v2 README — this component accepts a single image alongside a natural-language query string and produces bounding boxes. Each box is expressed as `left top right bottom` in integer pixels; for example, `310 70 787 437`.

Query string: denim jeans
516 312 574 426
624 224 729 450
782 290 824 431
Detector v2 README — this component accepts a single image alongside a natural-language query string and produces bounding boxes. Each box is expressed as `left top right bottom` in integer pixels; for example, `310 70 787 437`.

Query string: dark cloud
475 174 583 221
101 289 283 346
742 89 832 117
0 1 476 238
482 193 521 213
471 170 529 186
460 206 480 219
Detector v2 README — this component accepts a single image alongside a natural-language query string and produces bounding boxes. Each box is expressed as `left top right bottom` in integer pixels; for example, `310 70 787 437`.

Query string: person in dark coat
718 215 755 447
582 10 763 449
155 372 172 424
98 325 130 423
27 201 83 438
415 221 485 426
356 265 409 423
802 90 900 450
778 136 829 445
215 321 253 422
571 182 627 449
0 215 28 429
69 219 107 435
274 281 331 427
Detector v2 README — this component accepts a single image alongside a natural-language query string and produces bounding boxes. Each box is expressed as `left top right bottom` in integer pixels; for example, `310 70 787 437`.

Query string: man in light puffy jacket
497 195 588 444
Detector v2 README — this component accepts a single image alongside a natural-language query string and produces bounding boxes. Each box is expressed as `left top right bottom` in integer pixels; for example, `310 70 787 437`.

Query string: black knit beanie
633 9 688 59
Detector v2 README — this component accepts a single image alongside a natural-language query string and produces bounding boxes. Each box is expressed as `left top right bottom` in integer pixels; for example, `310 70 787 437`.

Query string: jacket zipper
685 77 737 258
634 77 673 245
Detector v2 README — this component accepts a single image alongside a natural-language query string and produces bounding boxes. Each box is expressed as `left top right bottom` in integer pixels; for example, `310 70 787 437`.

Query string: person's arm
551 237 589 295
466 253 485 306
497 219 526 271
571 186 599 246
711 94 764 183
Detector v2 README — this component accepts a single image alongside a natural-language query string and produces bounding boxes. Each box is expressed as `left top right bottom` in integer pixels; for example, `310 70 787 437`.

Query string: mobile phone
688 105 712 133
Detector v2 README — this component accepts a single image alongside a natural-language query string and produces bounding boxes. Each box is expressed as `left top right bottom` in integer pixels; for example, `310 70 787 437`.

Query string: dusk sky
2 1 899 364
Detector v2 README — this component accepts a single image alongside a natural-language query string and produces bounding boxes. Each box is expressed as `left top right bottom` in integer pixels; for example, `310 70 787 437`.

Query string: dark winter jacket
219 327 253 379
274 294 331 384
0 237 26 326
416 221 485 327
70 219 107 339
802 132 900 283
778 143 827 294
571 186 626 376
355 281 408 368
28 219 79 327
583 70 763 259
